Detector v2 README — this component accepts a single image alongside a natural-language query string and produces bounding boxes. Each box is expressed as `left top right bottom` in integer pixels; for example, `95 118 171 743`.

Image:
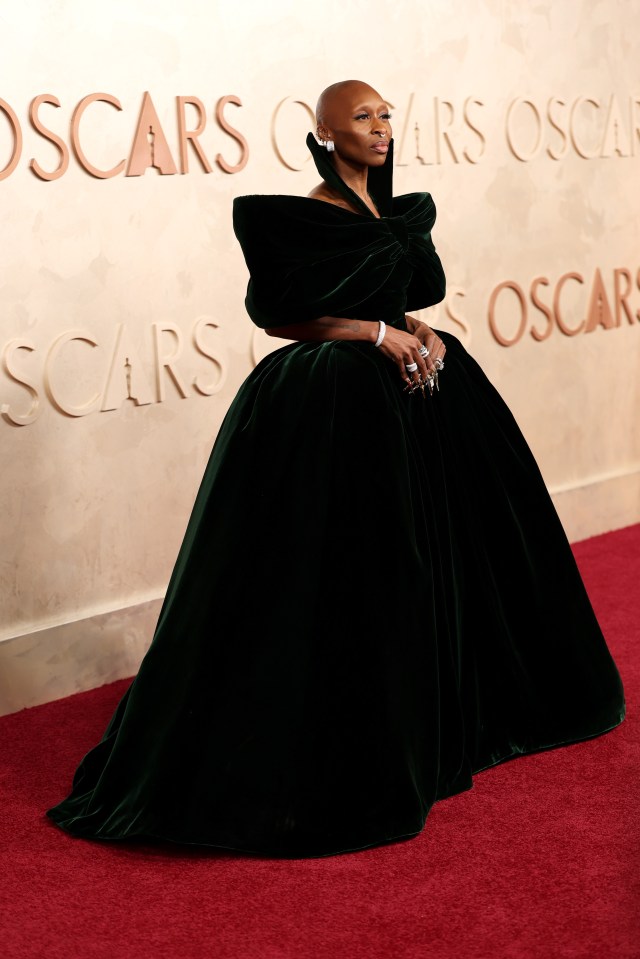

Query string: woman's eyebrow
352 103 390 112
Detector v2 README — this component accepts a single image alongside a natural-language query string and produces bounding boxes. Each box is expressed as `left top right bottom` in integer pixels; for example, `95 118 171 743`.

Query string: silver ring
418 346 430 357
435 358 444 371
405 362 418 373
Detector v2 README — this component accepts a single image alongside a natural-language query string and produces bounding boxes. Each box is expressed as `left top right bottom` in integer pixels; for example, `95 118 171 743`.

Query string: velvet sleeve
393 194 446 312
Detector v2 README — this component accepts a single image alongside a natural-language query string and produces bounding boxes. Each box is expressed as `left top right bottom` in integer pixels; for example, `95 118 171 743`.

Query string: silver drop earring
326 139 335 152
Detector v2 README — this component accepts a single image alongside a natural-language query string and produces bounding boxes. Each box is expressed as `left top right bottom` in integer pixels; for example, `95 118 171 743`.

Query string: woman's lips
371 142 389 153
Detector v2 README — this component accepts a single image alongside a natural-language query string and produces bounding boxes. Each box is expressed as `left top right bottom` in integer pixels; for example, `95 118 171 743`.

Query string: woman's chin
367 151 389 167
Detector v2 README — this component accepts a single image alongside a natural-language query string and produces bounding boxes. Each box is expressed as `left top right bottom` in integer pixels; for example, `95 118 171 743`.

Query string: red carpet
1 524 638 959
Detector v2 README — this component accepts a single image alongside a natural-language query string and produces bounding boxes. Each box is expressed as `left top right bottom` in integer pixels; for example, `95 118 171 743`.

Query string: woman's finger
426 333 446 367
418 344 437 375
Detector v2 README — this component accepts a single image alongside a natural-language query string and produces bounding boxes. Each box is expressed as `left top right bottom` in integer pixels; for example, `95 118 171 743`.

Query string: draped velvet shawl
232 133 446 329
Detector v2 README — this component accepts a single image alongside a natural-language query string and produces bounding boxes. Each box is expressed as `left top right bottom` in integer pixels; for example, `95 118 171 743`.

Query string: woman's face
318 83 392 167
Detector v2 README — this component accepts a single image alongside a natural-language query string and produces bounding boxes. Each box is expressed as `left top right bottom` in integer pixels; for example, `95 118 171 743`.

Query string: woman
47 80 625 858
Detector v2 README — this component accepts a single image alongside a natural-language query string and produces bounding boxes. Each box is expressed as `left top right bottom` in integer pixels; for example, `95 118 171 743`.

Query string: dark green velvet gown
47 134 625 857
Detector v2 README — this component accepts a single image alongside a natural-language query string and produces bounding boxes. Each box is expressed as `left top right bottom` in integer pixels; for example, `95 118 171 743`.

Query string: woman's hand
404 315 446 371
376 317 446 391
377 325 436 389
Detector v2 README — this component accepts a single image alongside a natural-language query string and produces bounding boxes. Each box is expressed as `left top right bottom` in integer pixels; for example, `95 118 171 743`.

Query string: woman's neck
330 154 370 205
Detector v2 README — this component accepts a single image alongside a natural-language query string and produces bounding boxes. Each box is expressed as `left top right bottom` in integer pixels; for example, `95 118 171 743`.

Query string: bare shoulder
307 182 331 200
307 182 352 211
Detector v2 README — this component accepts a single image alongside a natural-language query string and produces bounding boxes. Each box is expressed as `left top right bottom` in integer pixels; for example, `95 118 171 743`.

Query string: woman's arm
265 316 378 344
265 315 435 385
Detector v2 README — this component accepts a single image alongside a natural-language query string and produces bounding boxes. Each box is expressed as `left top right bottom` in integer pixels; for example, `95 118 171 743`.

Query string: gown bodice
232 134 446 330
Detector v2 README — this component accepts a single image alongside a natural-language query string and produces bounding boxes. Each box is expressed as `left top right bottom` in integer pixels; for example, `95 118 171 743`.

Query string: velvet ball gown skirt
46 331 625 857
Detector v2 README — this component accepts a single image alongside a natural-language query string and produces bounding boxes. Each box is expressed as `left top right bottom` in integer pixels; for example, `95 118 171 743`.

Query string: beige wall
1 0 639 714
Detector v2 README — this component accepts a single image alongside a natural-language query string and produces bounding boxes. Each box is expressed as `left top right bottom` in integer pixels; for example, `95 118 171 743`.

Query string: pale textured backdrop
1 0 639 712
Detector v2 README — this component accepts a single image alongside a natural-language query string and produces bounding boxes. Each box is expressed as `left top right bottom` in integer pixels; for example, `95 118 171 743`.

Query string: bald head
316 80 383 127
